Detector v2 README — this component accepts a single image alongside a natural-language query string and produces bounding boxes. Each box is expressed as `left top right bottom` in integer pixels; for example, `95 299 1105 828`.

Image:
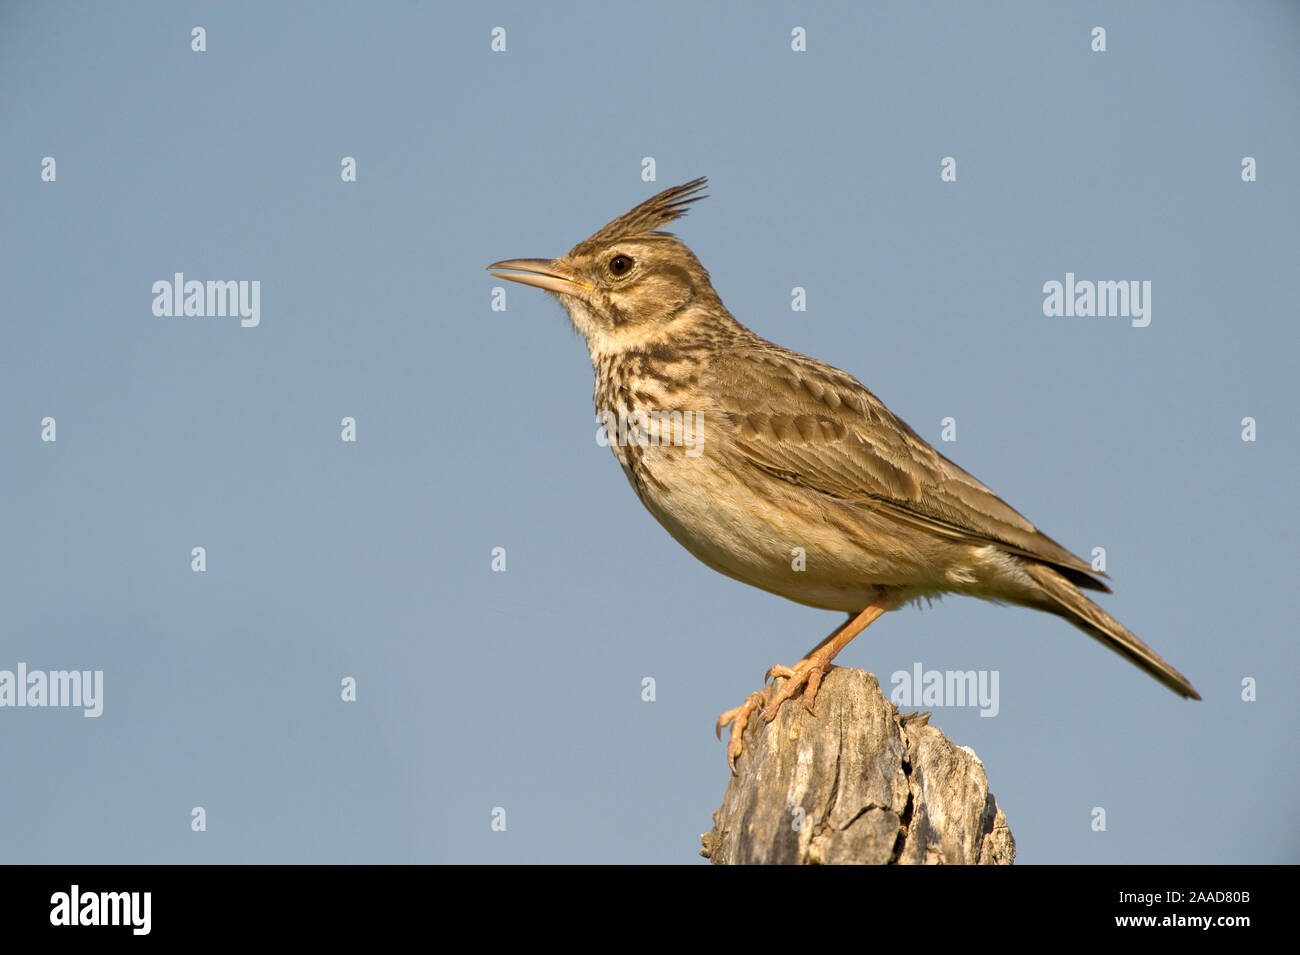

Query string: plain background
2 1 1296 863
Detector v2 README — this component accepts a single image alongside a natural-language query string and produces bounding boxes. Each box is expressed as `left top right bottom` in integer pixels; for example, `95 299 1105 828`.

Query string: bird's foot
715 692 768 774
762 655 838 721
713 599 894 772
714 655 839 773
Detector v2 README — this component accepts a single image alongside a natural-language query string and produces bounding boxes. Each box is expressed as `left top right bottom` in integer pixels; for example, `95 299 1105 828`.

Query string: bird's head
489 178 722 353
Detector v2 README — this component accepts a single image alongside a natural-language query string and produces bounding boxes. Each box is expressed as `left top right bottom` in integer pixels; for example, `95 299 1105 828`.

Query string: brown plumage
490 178 1200 770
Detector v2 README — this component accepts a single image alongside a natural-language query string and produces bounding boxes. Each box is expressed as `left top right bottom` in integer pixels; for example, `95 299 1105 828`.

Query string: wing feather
707 346 1108 590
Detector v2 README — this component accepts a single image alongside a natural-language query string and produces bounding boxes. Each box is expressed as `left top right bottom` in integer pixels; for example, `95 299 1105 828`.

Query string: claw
760 659 837 721
715 706 739 740
803 666 826 714
764 663 795 683
715 692 766 773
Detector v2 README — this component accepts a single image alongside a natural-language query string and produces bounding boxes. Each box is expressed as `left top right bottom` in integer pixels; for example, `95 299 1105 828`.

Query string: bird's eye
609 254 633 276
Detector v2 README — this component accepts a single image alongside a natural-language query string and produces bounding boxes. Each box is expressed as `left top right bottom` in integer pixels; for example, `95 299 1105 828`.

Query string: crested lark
490 178 1199 771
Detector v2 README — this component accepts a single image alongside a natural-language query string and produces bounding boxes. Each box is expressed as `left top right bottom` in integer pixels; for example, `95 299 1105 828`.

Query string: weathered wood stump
701 667 1015 864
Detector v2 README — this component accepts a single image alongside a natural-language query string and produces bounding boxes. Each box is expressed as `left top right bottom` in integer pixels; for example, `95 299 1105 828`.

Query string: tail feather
1023 563 1201 700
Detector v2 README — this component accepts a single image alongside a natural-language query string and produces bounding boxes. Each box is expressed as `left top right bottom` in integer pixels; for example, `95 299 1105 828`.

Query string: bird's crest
582 177 709 246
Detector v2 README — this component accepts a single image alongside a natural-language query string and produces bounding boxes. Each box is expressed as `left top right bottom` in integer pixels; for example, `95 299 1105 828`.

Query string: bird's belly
620 449 943 612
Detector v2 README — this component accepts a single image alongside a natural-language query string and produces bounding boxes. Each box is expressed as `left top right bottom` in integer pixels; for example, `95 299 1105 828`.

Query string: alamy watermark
890 663 999 717
596 408 704 457
0 663 103 717
50 885 150 935
152 272 260 327
1042 272 1151 327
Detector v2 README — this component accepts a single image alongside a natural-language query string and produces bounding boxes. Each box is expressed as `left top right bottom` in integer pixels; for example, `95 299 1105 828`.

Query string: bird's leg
761 593 897 721
715 593 896 773
714 617 847 773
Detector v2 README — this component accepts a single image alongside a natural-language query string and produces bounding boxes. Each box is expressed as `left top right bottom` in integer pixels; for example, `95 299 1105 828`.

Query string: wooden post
701 667 1015 864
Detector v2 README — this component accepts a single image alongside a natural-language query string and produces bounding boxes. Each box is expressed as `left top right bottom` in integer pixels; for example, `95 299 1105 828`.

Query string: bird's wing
707 345 1107 588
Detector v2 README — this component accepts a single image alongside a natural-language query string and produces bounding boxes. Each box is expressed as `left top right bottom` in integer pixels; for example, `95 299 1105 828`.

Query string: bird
489 177 1200 771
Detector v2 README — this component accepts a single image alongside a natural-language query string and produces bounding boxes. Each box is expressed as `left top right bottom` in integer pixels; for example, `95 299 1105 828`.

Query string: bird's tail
1023 563 1201 700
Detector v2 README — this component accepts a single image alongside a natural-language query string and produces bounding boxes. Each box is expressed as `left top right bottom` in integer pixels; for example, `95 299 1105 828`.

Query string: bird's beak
487 259 593 295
